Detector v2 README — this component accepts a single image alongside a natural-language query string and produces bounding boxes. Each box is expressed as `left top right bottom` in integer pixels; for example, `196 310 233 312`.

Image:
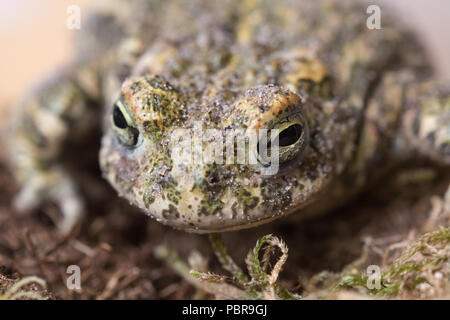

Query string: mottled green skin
7 0 450 233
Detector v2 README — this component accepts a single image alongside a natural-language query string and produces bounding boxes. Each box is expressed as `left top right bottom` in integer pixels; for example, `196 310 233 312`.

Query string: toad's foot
403 82 450 165
7 64 100 234
13 168 84 234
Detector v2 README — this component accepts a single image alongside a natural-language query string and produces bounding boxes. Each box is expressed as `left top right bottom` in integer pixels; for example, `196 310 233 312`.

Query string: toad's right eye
111 98 139 147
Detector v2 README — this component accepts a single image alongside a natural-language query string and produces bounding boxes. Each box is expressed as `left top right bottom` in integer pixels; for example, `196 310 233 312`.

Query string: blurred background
0 0 449 114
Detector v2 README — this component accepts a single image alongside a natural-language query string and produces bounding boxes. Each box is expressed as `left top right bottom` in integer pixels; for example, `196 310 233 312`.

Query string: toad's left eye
258 115 309 166
278 123 303 147
111 98 139 147
272 118 309 164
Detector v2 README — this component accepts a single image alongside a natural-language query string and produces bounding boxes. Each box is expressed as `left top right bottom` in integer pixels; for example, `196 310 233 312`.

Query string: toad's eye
274 118 309 163
278 123 303 147
258 116 309 165
111 98 139 147
113 104 128 129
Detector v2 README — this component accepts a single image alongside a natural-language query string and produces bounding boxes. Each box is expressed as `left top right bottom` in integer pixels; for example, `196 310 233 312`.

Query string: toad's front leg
401 81 450 165
361 70 450 167
7 64 101 234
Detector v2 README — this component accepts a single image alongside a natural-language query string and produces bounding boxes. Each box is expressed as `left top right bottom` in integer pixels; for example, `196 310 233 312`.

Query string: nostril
278 124 302 147
209 176 219 184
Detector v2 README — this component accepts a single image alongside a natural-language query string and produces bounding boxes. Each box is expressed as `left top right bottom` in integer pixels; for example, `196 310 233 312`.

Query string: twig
155 244 245 299
208 233 249 285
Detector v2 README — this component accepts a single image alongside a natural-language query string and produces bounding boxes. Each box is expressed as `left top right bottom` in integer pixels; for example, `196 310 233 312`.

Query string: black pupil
278 124 302 147
113 104 128 129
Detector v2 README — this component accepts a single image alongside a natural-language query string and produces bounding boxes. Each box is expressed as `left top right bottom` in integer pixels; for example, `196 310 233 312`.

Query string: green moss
157 233 300 300
156 226 449 299
335 227 450 296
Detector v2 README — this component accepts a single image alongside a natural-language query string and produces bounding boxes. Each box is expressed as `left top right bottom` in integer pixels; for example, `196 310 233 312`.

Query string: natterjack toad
7 0 450 234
